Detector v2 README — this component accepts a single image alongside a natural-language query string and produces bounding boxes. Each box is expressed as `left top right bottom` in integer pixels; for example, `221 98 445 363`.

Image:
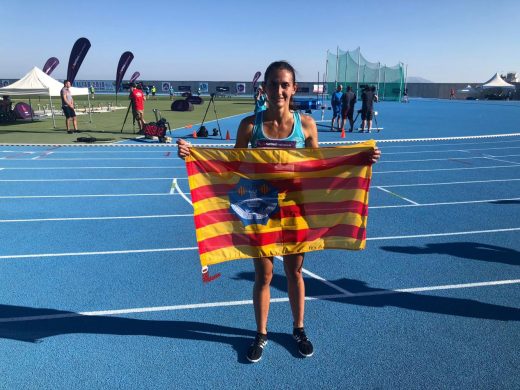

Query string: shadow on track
380 242 519 266
0 305 301 363
232 273 520 322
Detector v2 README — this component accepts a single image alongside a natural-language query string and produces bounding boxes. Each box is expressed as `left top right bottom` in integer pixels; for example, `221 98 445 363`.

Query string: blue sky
2 0 519 82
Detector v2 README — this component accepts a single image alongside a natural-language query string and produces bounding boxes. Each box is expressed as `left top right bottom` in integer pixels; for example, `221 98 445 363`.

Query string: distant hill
406 76 433 83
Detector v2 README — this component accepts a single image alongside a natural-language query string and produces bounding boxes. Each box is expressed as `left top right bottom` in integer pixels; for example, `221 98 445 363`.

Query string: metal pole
356 47 361 97
87 93 92 123
383 67 387 101
49 90 56 128
377 62 381 94
335 46 339 86
398 62 404 102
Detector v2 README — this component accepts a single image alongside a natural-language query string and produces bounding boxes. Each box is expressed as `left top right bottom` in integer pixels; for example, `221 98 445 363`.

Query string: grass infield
0 95 254 144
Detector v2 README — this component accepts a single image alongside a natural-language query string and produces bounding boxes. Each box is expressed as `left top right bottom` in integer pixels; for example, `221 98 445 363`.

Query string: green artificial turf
0 95 253 144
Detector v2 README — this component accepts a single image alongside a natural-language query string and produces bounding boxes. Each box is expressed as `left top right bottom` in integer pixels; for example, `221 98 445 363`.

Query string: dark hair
346 86 352 91
64 80 71 85
371 86 376 92
263 60 297 110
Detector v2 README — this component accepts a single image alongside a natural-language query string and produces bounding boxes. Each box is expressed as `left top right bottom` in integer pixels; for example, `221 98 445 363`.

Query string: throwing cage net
326 47 406 101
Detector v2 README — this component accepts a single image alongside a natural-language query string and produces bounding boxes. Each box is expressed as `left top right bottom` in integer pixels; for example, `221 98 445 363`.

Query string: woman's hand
369 147 381 164
176 139 191 159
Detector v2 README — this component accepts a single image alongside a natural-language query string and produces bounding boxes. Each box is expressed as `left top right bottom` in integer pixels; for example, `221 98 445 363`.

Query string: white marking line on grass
2 228 518 261
375 186 420 205
1 278 518 323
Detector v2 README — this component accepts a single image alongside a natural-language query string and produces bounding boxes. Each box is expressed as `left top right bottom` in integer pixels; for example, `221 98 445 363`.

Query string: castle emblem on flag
228 178 279 226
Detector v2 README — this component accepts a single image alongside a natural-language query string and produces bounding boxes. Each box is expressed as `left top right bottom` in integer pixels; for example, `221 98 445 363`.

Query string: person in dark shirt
340 86 357 132
360 86 377 133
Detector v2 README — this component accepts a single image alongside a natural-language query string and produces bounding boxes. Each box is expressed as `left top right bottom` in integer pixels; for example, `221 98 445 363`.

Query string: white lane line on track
0 214 193 223
0 178 174 182
375 186 420 205
374 165 519 174
482 155 520 165
0 164 518 178
380 154 520 163
1 228 518 260
274 256 353 296
379 178 520 188
1 138 517 155
381 145 520 154
2 166 186 170
0 193 173 199
8 157 182 161
1 196 518 210
1 278 518 323
370 197 520 209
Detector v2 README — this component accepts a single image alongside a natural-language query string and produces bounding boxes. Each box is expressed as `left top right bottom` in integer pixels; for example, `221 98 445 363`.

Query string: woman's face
264 69 296 109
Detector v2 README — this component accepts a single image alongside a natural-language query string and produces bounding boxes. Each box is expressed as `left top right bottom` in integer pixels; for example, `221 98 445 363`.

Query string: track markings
1 278 518 323
1 227 518 260
375 186 420 205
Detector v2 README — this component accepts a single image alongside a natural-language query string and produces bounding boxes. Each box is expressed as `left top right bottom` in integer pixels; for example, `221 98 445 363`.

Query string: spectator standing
330 84 343 131
60 80 78 134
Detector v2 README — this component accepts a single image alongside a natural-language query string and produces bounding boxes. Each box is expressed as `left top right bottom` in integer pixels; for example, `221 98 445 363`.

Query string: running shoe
246 333 268 363
293 327 314 357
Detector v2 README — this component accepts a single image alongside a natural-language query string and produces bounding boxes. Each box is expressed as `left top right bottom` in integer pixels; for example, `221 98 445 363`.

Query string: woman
177 61 380 363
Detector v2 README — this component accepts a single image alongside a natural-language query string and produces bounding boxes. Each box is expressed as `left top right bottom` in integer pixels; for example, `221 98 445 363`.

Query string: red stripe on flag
186 153 369 176
194 199 368 228
197 224 366 255
190 176 371 203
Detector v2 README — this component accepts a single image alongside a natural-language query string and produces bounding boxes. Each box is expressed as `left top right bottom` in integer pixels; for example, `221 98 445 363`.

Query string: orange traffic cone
225 130 231 141
192 131 197 138
340 128 346 138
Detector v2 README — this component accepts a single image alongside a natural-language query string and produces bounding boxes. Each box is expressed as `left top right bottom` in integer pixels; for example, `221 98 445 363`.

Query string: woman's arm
301 115 319 148
234 115 255 148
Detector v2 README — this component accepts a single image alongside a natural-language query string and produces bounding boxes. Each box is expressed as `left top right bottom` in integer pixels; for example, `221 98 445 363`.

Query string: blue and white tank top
250 111 305 149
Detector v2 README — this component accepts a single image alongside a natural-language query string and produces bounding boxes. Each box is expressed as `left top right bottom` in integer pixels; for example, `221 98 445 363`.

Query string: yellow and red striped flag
185 140 375 268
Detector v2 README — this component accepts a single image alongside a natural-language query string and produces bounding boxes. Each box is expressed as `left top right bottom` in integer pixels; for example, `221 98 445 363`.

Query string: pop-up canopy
481 73 515 89
0 66 90 127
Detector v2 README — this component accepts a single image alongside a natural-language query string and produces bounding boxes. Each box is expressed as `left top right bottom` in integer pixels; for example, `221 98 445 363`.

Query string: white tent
481 73 516 89
0 66 91 127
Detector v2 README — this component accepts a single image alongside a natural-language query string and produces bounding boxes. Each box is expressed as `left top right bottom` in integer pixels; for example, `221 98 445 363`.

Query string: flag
129 71 140 83
252 71 261 88
43 57 59 75
115 51 134 93
185 140 375 268
67 37 91 83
